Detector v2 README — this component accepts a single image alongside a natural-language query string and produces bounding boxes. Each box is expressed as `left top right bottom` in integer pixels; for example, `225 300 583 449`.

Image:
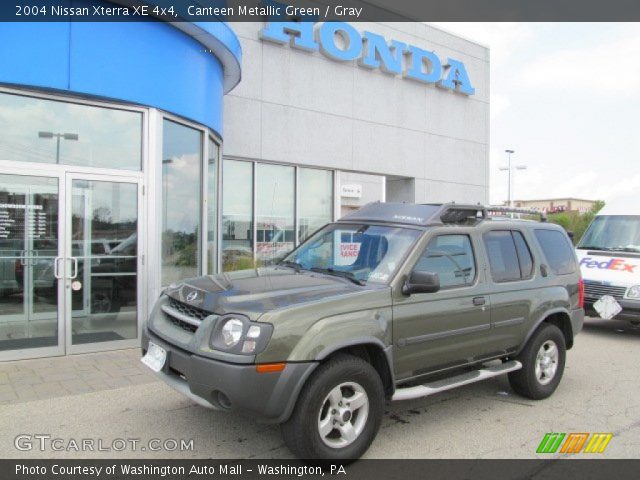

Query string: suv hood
164 267 367 319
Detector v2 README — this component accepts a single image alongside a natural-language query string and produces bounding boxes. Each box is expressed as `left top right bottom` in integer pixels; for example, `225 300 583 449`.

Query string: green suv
141 203 584 461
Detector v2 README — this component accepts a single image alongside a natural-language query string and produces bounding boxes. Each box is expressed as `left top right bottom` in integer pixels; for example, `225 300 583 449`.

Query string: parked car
27 235 137 314
0 239 22 297
141 202 584 461
576 203 640 324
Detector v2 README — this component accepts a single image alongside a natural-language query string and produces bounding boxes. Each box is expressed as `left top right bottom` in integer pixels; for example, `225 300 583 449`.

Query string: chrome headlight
627 285 640 299
210 314 273 355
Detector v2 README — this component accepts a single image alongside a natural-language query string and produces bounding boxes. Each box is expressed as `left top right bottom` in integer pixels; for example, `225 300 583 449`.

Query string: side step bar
392 360 522 401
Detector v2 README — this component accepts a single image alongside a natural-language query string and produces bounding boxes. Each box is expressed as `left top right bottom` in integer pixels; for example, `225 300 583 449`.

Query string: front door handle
473 296 486 306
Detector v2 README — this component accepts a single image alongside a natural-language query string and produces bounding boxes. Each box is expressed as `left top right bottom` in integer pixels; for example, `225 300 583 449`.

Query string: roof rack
339 202 549 227
339 202 488 226
486 205 547 222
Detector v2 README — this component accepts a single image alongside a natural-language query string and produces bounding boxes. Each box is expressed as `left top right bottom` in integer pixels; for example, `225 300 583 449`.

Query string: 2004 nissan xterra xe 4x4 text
141 202 584 461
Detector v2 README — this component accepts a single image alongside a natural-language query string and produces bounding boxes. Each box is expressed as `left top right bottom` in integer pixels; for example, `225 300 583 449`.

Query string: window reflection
221 163 335 272
161 119 202 285
70 180 138 344
298 168 333 243
207 139 218 274
222 160 253 271
0 175 59 351
256 164 295 265
0 92 141 170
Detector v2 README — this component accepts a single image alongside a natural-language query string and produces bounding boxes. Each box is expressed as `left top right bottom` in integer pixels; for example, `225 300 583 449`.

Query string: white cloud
519 33 640 93
490 93 510 119
429 22 534 67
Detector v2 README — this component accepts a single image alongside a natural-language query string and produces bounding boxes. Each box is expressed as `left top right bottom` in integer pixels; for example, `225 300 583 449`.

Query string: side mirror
402 271 440 295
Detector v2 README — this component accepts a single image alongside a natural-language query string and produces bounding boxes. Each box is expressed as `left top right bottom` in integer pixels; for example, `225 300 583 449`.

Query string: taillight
578 278 585 309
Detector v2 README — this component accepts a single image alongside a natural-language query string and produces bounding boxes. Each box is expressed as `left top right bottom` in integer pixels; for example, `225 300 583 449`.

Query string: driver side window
414 234 476 288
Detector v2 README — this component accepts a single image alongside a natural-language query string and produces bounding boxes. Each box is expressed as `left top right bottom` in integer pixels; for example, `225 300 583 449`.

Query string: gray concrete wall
223 22 490 205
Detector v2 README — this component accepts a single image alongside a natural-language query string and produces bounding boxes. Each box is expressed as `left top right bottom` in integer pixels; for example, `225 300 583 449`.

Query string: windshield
578 215 640 253
282 223 422 284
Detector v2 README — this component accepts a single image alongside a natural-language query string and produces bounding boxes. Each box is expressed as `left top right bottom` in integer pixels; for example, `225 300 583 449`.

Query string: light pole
38 131 79 164
499 149 527 207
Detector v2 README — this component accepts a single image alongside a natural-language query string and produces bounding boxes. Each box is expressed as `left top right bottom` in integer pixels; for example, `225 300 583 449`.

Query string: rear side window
483 230 534 282
534 229 577 275
513 231 534 278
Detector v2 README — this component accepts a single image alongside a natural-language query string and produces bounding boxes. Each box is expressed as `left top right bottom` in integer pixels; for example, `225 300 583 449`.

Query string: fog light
216 391 231 409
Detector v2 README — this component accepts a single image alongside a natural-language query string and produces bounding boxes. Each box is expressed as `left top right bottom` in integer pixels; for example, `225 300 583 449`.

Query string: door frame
64 171 144 354
0 167 66 361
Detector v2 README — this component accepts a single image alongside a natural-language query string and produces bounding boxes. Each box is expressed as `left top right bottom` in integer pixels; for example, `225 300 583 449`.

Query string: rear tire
281 354 384 463
509 323 566 400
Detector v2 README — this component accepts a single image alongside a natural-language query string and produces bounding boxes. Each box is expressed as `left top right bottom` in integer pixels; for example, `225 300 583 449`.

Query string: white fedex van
576 203 640 324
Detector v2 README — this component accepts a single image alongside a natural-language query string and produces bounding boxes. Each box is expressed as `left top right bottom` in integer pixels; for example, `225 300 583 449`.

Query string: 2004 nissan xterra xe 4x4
141 202 584 461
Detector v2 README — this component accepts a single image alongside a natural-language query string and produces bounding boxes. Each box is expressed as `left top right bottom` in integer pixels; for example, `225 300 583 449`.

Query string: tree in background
547 200 605 244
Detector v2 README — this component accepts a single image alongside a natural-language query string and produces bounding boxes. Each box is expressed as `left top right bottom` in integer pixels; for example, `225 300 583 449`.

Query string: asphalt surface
1 317 638 459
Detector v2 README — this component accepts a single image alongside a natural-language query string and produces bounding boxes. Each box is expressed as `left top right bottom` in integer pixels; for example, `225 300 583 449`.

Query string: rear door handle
473 296 486 306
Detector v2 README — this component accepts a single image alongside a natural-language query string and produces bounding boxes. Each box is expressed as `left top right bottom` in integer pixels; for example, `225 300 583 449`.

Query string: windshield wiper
579 245 640 253
609 247 640 253
310 267 366 286
278 260 304 272
578 245 606 251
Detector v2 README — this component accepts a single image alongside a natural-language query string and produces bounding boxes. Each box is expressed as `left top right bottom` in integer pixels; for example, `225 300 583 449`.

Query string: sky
431 23 640 206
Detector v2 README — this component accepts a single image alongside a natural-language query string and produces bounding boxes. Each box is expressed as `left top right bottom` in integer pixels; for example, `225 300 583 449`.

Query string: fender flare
315 336 396 392
515 307 573 356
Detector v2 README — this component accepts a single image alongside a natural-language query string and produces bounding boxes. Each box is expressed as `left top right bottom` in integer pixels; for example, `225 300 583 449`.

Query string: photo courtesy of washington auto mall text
1 0 640 479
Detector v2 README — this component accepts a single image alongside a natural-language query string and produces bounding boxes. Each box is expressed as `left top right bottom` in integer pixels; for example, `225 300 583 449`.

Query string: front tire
509 323 566 400
281 354 385 462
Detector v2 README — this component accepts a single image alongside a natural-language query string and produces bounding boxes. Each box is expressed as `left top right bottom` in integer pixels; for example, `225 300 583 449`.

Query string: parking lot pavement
0 317 638 459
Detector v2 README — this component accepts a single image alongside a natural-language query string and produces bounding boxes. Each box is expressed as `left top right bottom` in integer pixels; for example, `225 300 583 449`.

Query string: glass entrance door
0 171 141 359
0 173 63 357
66 174 140 352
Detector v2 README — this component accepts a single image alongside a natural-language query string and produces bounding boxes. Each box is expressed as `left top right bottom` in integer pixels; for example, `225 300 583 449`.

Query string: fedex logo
580 257 637 273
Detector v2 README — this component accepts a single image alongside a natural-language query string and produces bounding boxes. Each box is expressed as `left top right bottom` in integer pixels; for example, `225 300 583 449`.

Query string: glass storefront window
0 92 142 170
222 160 253 271
298 168 333 243
207 139 219 274
221 162 335 271
256 164 295 265
161 119 202 285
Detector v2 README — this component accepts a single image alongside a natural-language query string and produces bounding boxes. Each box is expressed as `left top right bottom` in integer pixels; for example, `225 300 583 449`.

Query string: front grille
162 297 212 333
584 281 627 301
167 296 210 321
167 315 198 333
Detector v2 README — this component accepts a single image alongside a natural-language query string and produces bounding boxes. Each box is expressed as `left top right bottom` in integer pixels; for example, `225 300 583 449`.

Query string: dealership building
0 12 489 360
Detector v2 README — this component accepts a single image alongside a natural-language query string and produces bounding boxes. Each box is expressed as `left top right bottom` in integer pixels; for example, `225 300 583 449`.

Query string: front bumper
585 298 640 322
141 327 317 423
